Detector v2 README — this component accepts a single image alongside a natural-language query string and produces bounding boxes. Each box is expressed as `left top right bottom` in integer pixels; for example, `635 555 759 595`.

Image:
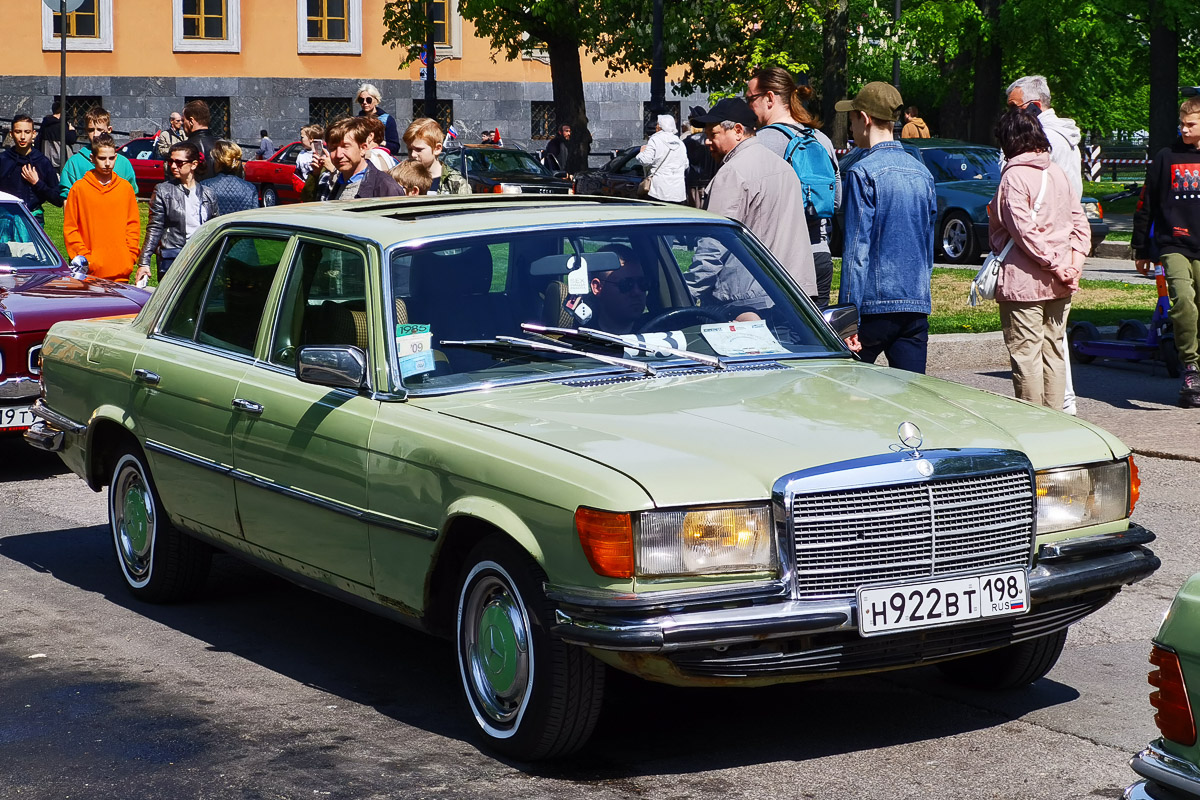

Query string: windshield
921 147 1002 182
387 222 845 393
462 149 549 176
0 204 64 269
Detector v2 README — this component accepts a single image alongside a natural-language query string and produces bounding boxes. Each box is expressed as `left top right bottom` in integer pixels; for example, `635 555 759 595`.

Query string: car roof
211 195 724 247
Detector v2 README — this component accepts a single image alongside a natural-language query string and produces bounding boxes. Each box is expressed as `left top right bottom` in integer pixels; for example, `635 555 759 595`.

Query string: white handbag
969 169 1048 307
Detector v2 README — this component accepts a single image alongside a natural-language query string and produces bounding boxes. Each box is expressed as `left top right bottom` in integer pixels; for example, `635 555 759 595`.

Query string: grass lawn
831 261 1155 335
1083 180 1142 216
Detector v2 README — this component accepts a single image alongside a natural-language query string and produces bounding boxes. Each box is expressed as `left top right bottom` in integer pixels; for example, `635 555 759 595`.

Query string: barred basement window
530 101 556 140
310 98 353 130
642 101 681 135
186 96 231 139
412 100 454 134
61 96 103 133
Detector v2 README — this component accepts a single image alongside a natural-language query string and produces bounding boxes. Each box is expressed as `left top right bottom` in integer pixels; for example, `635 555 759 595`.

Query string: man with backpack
745 67 840 308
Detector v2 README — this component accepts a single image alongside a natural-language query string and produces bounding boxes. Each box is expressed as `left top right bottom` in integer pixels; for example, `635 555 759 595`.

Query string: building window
186 96 231 139
530 102 556 140
297 0 361 54
310 98 353 131
173 0 240 53
412 100 454 135
41 0 113 51
431 0 462 59
643 101 681 135
58 96 104 134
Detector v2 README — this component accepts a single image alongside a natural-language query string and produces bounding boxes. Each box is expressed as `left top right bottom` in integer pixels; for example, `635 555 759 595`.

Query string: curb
925 326 1119 370
1094 241 1132 260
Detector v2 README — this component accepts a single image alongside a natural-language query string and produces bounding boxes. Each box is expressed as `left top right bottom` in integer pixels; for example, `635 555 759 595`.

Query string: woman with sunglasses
136 142 218 283
355 83 402 156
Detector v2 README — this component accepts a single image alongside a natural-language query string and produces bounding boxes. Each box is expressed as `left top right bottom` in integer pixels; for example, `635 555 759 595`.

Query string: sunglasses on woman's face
168 158 193 167
358 97 375 105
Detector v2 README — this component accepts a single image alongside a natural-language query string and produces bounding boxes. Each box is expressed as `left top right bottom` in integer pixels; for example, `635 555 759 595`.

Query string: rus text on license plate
857 569 1029 636
0 405 36 431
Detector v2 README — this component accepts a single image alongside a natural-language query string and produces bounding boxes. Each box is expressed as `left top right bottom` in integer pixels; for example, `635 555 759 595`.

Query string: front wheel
1068 321 1099 364
260 185 278 207
109 446 211 603
939 211 979 264
456 538 605 760
937 628 1068 689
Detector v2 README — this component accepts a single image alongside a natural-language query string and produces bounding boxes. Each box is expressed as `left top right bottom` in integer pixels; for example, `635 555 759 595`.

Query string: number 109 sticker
857 568 1028 636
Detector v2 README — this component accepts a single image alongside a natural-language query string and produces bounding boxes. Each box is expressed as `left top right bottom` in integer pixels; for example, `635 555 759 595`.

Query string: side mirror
552 170 569 179
822 303 859 341
296 346 368 390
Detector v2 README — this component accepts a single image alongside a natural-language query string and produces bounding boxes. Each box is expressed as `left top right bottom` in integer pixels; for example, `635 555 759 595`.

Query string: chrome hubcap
462 573 530 726
943 219 968 258
113 464 154 580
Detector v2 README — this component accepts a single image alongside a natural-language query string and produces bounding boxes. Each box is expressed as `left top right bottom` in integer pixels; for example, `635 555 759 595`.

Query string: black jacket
33 114 77 169
314 162 404 201
186 128 220 181
1133 136 1200 260
0 147 62 212
542 135 568 172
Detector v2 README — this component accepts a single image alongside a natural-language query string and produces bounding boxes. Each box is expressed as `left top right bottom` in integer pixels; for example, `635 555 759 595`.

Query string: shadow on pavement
1 521 1084 779
0 437 70 482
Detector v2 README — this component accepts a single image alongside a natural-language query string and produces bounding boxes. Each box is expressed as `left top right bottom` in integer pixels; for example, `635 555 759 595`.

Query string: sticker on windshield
565 255 590 296
397 323 435 378
619 331 686 358
701 320 788 356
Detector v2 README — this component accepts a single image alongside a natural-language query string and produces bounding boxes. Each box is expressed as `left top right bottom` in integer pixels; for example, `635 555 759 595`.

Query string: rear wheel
1068 321 1099 364
109 446 211 603
456 538 605 760
260 185 278 207
937 629 1068 689
1117 320 1148 362
1161 335 1182 378
939 211 978 264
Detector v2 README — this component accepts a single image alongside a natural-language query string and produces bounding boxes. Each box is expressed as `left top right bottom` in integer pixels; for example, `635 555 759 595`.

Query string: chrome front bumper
550 525 1159 657
1125 740 1200 800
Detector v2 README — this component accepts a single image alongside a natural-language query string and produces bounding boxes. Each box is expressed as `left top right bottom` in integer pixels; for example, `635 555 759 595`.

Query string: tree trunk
547 34 592 174
938 51 973 140
1148 0 1178 156
969 0 1002 145
821 0 849 148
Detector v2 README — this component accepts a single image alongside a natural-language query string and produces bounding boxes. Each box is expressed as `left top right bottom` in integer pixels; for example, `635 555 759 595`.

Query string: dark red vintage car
117 136 168 200
243 140 308 206
0 192 151 433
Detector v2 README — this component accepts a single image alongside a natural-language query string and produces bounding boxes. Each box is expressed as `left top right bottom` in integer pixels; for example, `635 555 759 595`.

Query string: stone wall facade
0 75 708 158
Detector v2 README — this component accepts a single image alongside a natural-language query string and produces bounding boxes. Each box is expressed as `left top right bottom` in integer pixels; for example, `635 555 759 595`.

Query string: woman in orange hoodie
62 133 140 282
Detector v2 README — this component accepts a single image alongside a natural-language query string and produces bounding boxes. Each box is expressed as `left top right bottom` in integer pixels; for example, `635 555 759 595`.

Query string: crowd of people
1 71 1197 409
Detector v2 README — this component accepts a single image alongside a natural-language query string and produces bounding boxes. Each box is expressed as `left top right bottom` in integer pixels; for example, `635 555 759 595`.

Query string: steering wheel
637 306 724 333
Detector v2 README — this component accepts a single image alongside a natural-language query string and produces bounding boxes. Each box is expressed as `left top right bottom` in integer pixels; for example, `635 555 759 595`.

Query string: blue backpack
764 123 838 219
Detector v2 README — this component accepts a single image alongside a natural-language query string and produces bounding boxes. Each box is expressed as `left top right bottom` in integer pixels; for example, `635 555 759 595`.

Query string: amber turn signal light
1149 643 1196 746
1129 456 1141 515
575 507 634 578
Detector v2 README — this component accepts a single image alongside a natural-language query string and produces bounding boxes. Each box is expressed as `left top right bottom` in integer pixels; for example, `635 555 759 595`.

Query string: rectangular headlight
1036 460 1130 534
636 506 774 577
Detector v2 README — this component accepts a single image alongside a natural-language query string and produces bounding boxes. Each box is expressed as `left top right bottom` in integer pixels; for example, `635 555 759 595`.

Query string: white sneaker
1063 401 1077 416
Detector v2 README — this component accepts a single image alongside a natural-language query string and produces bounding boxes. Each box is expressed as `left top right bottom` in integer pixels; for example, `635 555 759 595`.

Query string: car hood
0 270 149 333
423 361 1125 507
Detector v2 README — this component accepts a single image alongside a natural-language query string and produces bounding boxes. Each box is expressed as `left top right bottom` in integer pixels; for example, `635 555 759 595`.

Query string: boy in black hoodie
1134 96 1200 407
0 114 61 221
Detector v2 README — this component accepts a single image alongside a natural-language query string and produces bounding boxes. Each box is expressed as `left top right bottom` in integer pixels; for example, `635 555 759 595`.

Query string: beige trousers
999 297 1071 410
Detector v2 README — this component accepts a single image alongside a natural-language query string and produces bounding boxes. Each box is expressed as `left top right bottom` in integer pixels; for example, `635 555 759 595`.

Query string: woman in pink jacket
989 109 1090 410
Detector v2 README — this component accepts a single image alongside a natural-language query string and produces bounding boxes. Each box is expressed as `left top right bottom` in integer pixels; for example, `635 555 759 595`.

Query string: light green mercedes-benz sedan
26 195 1158 760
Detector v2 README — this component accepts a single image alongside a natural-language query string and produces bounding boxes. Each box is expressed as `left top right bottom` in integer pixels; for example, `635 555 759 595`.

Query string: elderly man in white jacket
635 114 689 203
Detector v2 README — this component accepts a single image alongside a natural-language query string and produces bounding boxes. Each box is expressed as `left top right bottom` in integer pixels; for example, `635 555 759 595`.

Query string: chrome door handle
231 398 264 415
133 368 161 385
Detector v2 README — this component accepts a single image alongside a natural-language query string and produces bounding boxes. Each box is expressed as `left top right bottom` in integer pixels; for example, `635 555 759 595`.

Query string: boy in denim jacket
836 82 937 373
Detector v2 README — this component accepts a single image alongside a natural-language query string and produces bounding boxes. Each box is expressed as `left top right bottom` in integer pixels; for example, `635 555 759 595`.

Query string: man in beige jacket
690 98 817 307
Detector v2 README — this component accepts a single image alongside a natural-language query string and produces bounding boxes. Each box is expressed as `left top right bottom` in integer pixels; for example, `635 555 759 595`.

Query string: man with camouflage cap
836 81 937 373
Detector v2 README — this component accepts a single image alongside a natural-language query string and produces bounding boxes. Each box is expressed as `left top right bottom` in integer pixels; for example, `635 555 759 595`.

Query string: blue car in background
832 138 1109 264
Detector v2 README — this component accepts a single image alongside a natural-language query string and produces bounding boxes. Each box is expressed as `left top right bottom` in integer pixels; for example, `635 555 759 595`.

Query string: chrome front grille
791 470 1034 599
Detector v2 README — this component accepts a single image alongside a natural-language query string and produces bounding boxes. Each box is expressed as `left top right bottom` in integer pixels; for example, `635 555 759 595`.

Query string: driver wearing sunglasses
587 244 651 335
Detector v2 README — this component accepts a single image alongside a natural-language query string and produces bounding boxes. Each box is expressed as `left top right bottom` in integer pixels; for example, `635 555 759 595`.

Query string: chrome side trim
145 439 437 540
29 399 87 434
1128 741 1200 800
1038 525 1156 561
545 579 788 612
0 376 39 400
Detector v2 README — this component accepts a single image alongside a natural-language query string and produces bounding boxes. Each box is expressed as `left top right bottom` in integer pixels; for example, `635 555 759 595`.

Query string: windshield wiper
440 335 658 376
522 322 727 370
